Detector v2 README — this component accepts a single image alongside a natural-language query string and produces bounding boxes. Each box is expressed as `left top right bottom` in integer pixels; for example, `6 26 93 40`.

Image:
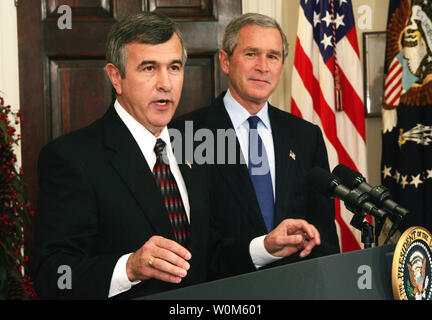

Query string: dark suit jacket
171 92 340 280
33 105 210 299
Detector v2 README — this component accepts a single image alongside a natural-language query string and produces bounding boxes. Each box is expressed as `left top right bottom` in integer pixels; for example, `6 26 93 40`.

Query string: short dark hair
222 13 288 61
106 12 187 78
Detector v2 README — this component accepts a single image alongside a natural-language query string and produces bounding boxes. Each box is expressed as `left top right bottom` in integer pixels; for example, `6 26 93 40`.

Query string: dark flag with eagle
381 0 432 233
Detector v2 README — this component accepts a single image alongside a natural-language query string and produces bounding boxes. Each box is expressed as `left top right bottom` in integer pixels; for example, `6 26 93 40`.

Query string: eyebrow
136 59 183 70
268 50 282 57
243 47 282 57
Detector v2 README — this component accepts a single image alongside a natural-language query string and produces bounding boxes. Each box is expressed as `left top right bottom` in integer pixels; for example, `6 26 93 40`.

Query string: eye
170 64 181 71
245 52 255 57
268 54 279 60
145 65 154 71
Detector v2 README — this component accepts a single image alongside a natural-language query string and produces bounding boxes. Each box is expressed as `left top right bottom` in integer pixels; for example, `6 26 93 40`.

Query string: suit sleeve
33 143 121 299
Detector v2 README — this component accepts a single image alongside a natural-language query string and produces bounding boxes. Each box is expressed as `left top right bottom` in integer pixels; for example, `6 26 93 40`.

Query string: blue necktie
247 116 275 232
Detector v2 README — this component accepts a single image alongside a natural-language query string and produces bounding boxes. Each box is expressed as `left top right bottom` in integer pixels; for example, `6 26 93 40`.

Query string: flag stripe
338 65 366 141
388 89 402 106
337 33 363 101
385 76 402 100
345 25 361 58
385 73 402 103
294 39 358 171
384 68 402 96
386 57 400 76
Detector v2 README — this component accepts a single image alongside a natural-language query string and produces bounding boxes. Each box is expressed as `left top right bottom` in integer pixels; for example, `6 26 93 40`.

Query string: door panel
49 59 113 139
147 0 217 20
177 53 217 117
42 0 114 20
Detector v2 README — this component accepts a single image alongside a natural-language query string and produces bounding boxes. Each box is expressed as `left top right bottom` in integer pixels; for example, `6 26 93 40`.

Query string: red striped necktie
152 138 190 248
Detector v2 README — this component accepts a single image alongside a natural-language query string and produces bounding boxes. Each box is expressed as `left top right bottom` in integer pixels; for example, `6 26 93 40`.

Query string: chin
152 114 174 127
247 92 271 104
248 86 273 97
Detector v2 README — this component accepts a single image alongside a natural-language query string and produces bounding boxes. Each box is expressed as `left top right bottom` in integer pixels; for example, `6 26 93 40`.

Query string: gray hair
106 12 187 78
222 13 288 61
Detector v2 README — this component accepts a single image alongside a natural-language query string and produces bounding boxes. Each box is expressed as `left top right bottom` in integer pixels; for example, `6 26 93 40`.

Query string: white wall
353 0 389 187
0 0 21 167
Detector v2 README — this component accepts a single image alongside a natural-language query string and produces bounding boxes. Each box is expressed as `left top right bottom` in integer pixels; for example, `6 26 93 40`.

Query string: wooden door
17 0 242 210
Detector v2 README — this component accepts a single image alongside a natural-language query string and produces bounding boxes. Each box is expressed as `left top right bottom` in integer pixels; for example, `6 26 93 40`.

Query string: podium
140 244 396 300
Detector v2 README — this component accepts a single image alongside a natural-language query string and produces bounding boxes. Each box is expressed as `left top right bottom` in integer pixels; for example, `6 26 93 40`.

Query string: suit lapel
268 106 297 226
102 106 175 241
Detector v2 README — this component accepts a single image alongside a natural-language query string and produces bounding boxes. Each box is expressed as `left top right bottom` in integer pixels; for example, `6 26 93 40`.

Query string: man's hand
126 235 191 283
264 219 321 258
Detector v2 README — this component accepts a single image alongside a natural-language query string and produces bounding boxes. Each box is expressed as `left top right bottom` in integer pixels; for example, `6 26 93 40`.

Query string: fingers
293 221 321 258
126 235 191 284
298 236 317 258
264 219 321 258
271 233 304 247
286 219 321 246
152 235 191 262
147 256 187 283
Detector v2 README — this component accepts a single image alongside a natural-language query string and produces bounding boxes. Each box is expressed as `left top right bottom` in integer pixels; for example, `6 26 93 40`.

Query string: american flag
291 0 368 252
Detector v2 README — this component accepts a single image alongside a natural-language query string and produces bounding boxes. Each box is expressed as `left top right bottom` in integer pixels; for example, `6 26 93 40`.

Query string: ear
219 50 230 75
105 63 123 95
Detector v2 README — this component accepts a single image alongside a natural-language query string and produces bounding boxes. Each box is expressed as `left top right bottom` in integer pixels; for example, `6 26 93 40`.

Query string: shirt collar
114 99 172 158
223 89 271 130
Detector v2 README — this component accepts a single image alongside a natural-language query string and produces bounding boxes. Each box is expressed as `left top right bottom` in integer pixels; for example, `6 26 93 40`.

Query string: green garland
0 97 36 299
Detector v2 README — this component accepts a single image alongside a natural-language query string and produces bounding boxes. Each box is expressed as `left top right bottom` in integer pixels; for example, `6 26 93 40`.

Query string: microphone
332 164 409 243
332 164 409 219
307 167 387 224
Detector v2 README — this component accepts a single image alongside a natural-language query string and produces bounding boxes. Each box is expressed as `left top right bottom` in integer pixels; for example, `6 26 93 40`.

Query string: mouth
250 78 270 85
155 99 171 105
152 99 173 109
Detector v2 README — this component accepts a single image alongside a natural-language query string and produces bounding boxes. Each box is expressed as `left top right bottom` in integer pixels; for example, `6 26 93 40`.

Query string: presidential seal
392 226 432 300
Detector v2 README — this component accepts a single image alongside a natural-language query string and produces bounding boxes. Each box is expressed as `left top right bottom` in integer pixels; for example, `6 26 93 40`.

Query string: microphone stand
349 213 375 249
361 221 374 249
343 188 387 249
383 214 402 245
373 217 385 246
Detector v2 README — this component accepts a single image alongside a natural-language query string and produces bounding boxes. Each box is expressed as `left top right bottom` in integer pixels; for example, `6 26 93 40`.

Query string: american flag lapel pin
289 150 296 160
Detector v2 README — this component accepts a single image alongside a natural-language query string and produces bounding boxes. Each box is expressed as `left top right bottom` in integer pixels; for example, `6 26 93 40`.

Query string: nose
255 55 269 73
156 69 172 92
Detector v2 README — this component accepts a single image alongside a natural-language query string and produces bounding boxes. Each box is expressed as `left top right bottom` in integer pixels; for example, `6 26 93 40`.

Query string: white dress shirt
223 89 282 268
108 99 190 298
